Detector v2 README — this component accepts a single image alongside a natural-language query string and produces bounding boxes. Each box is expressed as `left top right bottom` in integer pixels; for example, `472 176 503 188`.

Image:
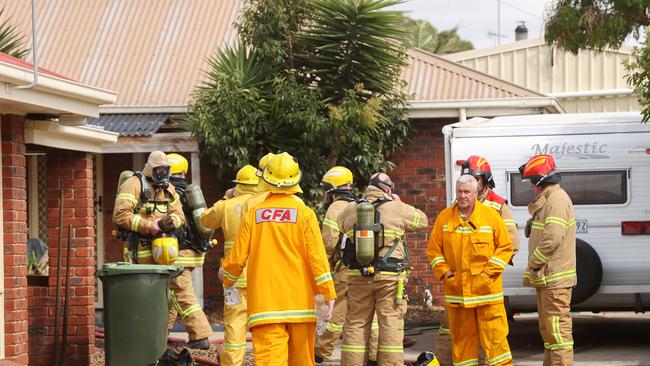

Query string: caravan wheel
571 239 603 305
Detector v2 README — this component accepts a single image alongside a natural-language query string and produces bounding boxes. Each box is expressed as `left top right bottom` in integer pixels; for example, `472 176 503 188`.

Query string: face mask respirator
152 166 171 189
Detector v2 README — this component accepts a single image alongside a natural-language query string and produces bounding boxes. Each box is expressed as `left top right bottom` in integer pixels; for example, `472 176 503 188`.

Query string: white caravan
443 112 650 312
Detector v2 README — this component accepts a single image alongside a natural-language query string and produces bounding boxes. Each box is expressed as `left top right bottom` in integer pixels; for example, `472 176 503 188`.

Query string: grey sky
393 0 551 49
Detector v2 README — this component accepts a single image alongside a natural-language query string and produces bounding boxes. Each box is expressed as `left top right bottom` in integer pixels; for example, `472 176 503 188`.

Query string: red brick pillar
37 151 96 366
1 116 29 365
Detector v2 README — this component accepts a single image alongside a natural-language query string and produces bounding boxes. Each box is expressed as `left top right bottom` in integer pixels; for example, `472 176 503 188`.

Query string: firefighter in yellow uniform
113 151 184 264
221 152 336 365
314 167 379 364
165 153 213 349
338 172 428 366
520 154 576 366
427 175 513 366
436 155 520 366
200 164 259 365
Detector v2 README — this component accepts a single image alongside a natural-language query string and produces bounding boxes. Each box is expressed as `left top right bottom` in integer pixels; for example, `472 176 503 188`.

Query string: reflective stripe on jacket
427 200 513 307
322 200 348 263
337 186 428 261
524 184 577 289
200 185 256 286
222 193 336 328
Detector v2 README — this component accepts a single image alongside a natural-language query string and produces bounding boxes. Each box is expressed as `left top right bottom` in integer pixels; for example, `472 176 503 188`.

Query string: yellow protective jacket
200 185 257 287
427 201 513 307
337 186 428 264
523 184 577 289
479 188 520 256
113 175 185 263
222 193 336 328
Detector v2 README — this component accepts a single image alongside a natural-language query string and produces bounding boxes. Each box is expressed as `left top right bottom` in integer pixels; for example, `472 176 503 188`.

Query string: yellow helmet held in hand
256 152 276 177
321 166 353 192
152 234 179 265
262 152 302 193
167 153 188 175
233 164 259 185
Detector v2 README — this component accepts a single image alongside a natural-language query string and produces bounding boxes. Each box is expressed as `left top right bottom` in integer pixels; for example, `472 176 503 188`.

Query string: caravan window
509 170 628 206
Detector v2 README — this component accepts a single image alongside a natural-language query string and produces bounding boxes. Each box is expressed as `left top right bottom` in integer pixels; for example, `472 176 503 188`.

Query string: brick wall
390 119 452 305
2 116 29 365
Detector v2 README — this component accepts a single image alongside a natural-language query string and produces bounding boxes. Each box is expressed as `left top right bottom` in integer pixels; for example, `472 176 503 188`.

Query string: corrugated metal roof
3 0 241 107
87 114 168 136
403 48 542 101
3 0 535 107
445 39 638 113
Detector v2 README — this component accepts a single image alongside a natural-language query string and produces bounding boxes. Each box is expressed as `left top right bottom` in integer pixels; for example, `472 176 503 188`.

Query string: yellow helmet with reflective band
152 234 179 264
256 152 276 177
233 164 259 185
321 166 353 191
167 153 188 175
262 152 302 193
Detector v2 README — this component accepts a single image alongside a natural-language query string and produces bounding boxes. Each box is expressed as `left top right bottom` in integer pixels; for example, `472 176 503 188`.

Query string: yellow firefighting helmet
321 166 353 192
233 164 259 185
256 152 276 177
151 234 179 265
167 153 188 175
262 152 303 193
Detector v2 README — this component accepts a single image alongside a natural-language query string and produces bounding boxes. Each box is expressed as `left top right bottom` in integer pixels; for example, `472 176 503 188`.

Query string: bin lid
96 262 182 277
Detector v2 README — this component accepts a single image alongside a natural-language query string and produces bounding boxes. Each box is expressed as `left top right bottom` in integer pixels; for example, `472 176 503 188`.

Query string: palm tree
404 18 473 55
0 9 29 59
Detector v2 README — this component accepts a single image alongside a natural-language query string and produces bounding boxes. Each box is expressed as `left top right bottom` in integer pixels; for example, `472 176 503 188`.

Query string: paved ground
171 312 650 365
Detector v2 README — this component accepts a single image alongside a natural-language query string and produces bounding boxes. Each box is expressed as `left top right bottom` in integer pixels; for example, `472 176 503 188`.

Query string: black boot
185 337 210 350
367 360 378 366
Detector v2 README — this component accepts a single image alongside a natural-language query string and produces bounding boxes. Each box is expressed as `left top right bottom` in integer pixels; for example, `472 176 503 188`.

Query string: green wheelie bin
97 262 182 366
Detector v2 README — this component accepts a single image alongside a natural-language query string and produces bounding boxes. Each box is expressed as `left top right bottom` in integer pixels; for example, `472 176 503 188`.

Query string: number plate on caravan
575 219 588 233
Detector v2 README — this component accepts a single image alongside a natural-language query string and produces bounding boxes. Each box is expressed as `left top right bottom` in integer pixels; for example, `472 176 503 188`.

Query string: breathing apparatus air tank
117 170 134 190
185 184 214 240
355 201 376 266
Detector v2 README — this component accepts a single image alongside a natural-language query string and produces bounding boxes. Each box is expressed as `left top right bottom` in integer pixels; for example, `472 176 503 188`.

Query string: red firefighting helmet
461 155 495 189
519 154 561 186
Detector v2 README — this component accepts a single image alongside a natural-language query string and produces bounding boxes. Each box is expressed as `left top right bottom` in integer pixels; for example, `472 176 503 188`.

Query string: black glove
158 215 176 232
524 218 533 238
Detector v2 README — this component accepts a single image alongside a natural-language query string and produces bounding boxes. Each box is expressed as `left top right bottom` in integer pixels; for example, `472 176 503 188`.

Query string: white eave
407 97 565 120
0 59 117 118
24 120 119 153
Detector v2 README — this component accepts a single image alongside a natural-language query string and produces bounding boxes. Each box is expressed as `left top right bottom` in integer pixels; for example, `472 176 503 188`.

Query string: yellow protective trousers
447 303 512 366
250 322 315 366
221 287 248 366
437 307 487 366
536 288 573 366
314 270 379 361
167 268 213 340
341 272 407 366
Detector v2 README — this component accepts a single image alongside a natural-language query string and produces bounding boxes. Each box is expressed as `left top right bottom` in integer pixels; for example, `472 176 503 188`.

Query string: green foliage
403 18 473 54
0 9 29 59
544 0 650 121
189 0 412 206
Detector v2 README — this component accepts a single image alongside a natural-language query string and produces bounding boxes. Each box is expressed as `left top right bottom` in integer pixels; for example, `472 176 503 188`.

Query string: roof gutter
407 97 565 119
100 106 188 114
547 88 634 99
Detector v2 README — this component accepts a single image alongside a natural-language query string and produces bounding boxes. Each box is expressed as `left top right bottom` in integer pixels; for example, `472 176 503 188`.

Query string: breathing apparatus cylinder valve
355 201 376 266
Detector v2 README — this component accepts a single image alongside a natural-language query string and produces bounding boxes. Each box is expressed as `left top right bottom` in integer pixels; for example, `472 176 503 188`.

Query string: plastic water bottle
314 294 329 335
224 285 240 306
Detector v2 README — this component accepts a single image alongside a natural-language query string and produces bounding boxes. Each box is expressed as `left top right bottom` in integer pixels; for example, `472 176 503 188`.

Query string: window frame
507 168 631 207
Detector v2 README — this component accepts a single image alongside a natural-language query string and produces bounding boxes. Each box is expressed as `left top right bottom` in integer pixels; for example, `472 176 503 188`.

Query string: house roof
4 0 540 109
3 0 241 107
87 114 169 136
403 48 543 101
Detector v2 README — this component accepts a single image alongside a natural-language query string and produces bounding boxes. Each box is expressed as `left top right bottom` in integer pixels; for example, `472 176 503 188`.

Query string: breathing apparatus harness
342 197 412 277
170 176 213 253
